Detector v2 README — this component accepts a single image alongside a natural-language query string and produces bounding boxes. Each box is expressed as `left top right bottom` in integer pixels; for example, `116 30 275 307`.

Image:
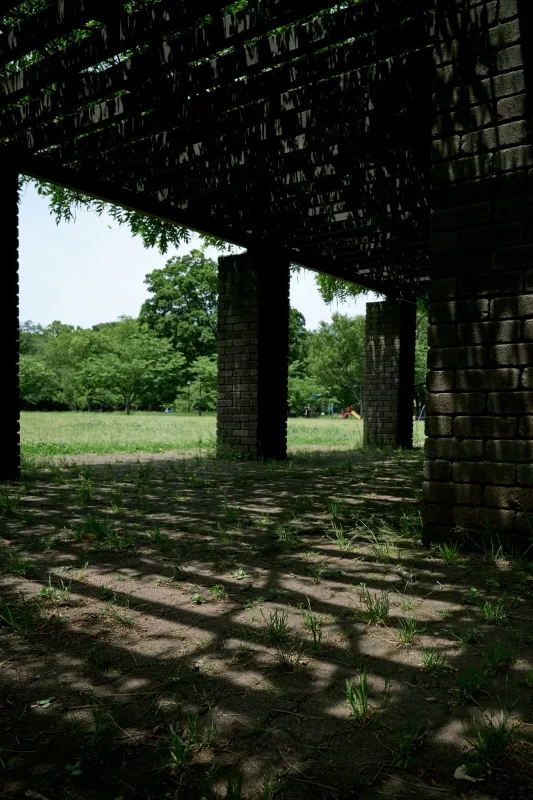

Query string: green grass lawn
20 411 425 458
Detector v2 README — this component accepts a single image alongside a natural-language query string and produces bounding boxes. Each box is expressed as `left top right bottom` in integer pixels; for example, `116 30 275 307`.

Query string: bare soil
1 449 532 800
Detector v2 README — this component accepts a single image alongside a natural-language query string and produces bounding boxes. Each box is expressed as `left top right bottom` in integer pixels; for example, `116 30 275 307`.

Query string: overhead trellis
0 0 434 297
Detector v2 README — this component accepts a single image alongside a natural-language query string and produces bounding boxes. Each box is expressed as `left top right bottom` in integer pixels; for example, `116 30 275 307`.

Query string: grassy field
20 411 425 458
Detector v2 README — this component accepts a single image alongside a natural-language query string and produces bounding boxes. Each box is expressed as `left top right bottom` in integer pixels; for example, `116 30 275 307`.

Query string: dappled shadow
1 450 533 799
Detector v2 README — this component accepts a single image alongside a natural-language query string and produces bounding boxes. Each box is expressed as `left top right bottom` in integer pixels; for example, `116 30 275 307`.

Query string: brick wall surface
217 251 290 460
425 0 533 547
0 168 20 482
364 300 416 448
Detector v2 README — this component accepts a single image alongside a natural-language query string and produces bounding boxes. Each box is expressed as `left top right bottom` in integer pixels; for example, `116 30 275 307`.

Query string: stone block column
424 0 533 548
0 167 20 482
363 300 416 448
217 250 290 459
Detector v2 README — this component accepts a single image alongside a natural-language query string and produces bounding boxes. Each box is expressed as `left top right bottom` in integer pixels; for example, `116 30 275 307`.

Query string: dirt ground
1 449 532 800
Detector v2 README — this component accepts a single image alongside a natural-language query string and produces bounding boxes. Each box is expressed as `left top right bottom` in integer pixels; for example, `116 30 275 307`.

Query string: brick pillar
424 0 533 548
217 250 290 460
0 167 20 482
363 300 416 448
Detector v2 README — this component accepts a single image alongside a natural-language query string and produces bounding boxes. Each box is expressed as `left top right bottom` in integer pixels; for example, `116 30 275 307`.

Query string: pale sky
19 181 375 331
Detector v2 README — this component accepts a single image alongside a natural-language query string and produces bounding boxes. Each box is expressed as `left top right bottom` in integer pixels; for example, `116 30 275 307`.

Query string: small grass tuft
300 598 323 651
450 626 483 644
346 667 370 722
262 608 291 644
3 551 35 577
395 616 418 646
481 597 508 624
437 542 460 564
357 589 390 625
484 642 514 674
457 665 488 697
394 719 427 769
464 711 517 768
422 647 446 672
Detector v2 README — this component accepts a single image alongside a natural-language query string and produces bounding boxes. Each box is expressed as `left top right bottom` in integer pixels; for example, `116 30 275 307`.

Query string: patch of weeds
225 773 243 800
300 598 323 651
106 605 135 628
274 643 304 672
370 534 391 564
357 588 390 625
40 575 72 602
275 524 300 549
75 478 94 505
400 597 416 612
398 511 423 540
394 719 427 769
328 520 352 551
457 665 488 698
209 583 227 600
77 514 113 539
484 642 514 674
165 711 216 769
483 537 506 564
267 588 290 600
0 597 42 636
0 492 21 514
464 711 517 770
328 497 345 521
294 495 313 513
261 772 282 800
3 551 35 577
231 567 251 581
223 494 240 523
422 648 446 672
217 523 234 544
465 587 483 605
437 542 460 564
450 626 483 644
109 486 123 509
104 527 135 551
192 592 208 605
229 646 254 665
481 597 508 624
396 616 418 646
323 567 346 579
167 560 183 583
147 526 173 552
262 608 291 644
346 667 373 723
245 596 265 609
70 703 114 750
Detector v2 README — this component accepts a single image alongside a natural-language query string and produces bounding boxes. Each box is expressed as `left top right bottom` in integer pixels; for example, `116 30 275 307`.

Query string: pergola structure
1 0 532 549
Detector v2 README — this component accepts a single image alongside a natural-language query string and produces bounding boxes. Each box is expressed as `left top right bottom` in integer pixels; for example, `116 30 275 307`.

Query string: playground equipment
341 405 361 420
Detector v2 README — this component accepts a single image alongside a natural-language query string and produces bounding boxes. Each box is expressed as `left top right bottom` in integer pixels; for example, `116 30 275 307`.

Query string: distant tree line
20 249 428 416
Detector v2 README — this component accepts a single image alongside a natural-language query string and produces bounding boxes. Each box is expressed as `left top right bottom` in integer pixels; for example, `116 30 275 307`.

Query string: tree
187 355 218 414
19 356 59 407
139 250 218 374
307 314 366 410
289 308 309 370
81 318 183 414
